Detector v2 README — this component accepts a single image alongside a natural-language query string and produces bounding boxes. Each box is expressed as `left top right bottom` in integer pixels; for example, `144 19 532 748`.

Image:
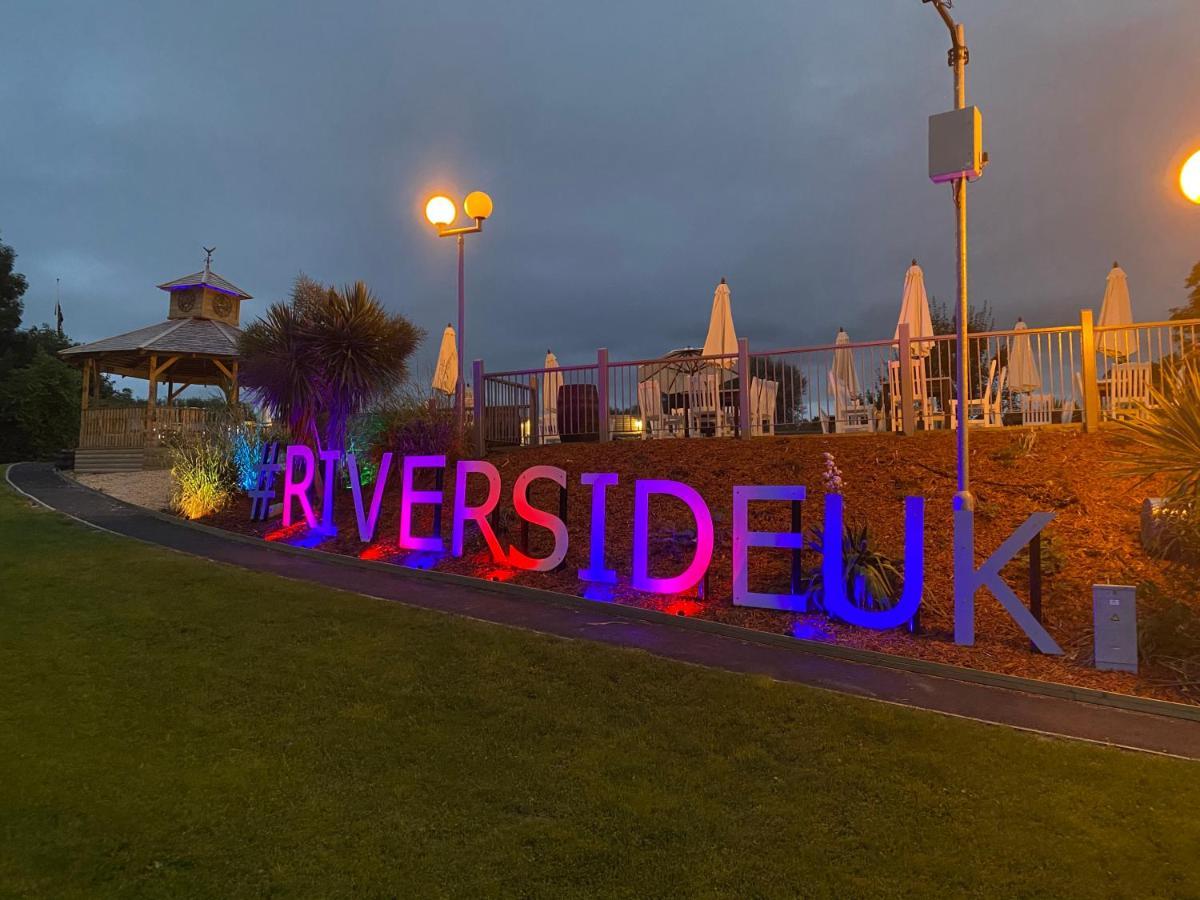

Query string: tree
0 349 81 461
239 274 424 451
0 233 27 340
1169 261 1200 321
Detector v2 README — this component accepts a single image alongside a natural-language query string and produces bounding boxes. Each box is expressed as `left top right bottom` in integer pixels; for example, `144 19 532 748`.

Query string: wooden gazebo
60 254 252 472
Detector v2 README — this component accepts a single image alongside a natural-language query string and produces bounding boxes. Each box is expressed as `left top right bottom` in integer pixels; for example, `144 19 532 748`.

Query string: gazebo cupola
157 248 252 327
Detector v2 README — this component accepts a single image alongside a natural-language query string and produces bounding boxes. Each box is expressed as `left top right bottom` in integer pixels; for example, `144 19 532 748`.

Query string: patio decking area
473 312 1199 452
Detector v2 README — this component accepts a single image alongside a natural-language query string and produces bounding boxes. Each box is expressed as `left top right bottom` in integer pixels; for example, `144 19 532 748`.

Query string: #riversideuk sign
275 445 1063 654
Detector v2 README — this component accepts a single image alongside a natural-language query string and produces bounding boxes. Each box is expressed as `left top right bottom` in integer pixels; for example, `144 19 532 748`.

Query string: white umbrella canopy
702 278 738 368
1006 317 1042 393
893 260 934 357
832 328 861 396
541 350 563 436
1097 261 1137 360
432 324 458 396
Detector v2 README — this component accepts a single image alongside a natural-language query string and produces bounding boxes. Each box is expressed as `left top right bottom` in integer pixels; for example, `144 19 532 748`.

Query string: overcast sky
3 1 1199 386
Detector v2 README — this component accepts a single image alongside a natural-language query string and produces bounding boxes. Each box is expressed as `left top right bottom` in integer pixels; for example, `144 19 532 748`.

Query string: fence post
598 347 610 442
473 359 486 457
529 375 540 447
1079 309 1101 432
738 337 752 439
898 323 916 436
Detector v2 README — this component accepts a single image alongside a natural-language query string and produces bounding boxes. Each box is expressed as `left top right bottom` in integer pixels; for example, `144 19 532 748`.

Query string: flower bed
202 428 1200 704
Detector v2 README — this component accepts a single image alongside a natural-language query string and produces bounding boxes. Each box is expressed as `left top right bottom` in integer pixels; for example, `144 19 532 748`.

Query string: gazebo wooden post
230 361 239 408
80 359 92 412
147 353 158 441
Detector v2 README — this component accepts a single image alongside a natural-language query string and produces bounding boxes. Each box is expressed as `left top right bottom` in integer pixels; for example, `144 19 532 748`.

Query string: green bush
169 429 238 520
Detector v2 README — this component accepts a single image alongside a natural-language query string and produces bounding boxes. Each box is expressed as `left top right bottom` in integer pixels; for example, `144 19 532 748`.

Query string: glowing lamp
464 190 493 220
425 195 457 227
1182 150 1200 205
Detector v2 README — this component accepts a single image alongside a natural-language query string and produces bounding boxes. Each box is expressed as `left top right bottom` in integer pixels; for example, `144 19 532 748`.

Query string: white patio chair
637 379 681 438
749 377 778 435
1109 362 1152 420
687 370 725 436
1022 392 1053 426
828 370 871 433
887 358 931 431
1060 398 1076 424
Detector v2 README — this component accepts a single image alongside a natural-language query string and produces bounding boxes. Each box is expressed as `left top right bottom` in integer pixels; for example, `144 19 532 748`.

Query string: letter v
347 452 392 543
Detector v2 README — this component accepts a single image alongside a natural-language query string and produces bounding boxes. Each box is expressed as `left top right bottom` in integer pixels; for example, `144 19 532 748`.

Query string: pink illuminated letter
631 479 713 594
347 452 392 543
732 485 807 610
508 465 568 572
283 444 318 529
578 472 618 585
399 454 447 552
451 460 505 561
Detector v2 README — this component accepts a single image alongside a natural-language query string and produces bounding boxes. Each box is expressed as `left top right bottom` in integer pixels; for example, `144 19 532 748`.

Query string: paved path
8 462 1200 759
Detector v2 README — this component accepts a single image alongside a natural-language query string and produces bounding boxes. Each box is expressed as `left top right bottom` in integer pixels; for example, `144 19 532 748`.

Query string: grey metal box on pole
929 106 983 184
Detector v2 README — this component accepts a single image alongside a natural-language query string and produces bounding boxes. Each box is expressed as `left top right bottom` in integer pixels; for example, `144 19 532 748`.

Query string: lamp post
923 0 975 510
425 190 494 431
1182 150 1200 205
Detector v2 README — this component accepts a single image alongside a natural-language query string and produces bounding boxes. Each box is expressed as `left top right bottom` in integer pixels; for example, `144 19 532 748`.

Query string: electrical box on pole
929 106 983 184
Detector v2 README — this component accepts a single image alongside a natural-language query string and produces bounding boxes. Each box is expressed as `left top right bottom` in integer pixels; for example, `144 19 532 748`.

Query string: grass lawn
2 480 1199 898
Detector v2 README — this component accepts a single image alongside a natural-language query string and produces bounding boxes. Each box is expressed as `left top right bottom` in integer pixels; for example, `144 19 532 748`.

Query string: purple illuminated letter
346 452 392 543
578 472 618 585
399 454 447 553
631 479 714 594
318 449 341 532
732 485 807 610
451 460 505 561
509 465 568 572
283 444 318 529
821 494 924 630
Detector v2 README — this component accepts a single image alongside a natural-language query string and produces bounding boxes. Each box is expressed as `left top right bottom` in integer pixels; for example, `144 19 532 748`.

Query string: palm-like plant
1117 359 1200 505
239 275 423 452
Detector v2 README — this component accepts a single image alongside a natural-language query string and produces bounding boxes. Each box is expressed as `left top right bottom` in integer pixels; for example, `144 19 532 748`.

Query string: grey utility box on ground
929 106 983 184
1093 585 1137 673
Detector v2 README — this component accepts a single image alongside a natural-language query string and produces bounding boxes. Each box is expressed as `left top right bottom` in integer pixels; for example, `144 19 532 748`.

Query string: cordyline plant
239 274 423 453
1116 359 1200 506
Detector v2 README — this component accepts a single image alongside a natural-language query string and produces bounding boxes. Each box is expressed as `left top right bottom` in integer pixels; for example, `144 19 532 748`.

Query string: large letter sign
268 443 1067 651
578 472 619 585
822 494 925 630
451 460 505 560
732 485 807 610
632 479 714 594
508 465 568 572
954 508 1062 654
282 444 318 529
399 455 446 552
347 452 392 543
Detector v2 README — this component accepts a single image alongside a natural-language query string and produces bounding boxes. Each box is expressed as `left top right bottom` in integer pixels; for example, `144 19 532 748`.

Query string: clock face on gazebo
58 252 253 472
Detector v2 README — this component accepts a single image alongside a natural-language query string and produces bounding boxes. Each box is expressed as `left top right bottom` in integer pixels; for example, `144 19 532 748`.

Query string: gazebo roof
61 318 241 360
156 269 252 299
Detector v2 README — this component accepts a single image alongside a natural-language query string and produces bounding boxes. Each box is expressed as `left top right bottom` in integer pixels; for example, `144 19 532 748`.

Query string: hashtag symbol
247 441 282 521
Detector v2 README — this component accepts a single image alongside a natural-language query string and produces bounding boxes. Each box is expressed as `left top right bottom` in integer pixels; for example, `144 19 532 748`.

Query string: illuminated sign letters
275 445 1058 651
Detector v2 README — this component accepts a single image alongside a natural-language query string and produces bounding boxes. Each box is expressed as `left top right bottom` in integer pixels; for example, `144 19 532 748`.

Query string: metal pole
456 234 466 434
948 16 973 510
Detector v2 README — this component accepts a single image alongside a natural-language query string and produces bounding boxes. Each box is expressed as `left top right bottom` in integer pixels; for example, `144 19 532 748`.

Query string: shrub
169 430 238 520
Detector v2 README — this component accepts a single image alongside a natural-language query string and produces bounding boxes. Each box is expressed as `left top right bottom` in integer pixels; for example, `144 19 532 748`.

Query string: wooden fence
78 407 223 450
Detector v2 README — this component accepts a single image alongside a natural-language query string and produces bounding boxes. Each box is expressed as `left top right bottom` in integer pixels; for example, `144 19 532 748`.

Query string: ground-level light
1182 150 1200 204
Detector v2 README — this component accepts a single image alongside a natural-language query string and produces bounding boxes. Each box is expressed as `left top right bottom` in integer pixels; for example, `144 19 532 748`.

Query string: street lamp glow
1182 150 1200 204
464 190 494 220
425 195 457 227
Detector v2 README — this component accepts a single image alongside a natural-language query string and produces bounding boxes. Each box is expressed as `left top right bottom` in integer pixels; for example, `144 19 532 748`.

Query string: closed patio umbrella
432 324 457 396
702 277 738 368
1097 261 1137 360
893 260 934 357
832 328 861 396
1006 317 1042 393
542 350 563 438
